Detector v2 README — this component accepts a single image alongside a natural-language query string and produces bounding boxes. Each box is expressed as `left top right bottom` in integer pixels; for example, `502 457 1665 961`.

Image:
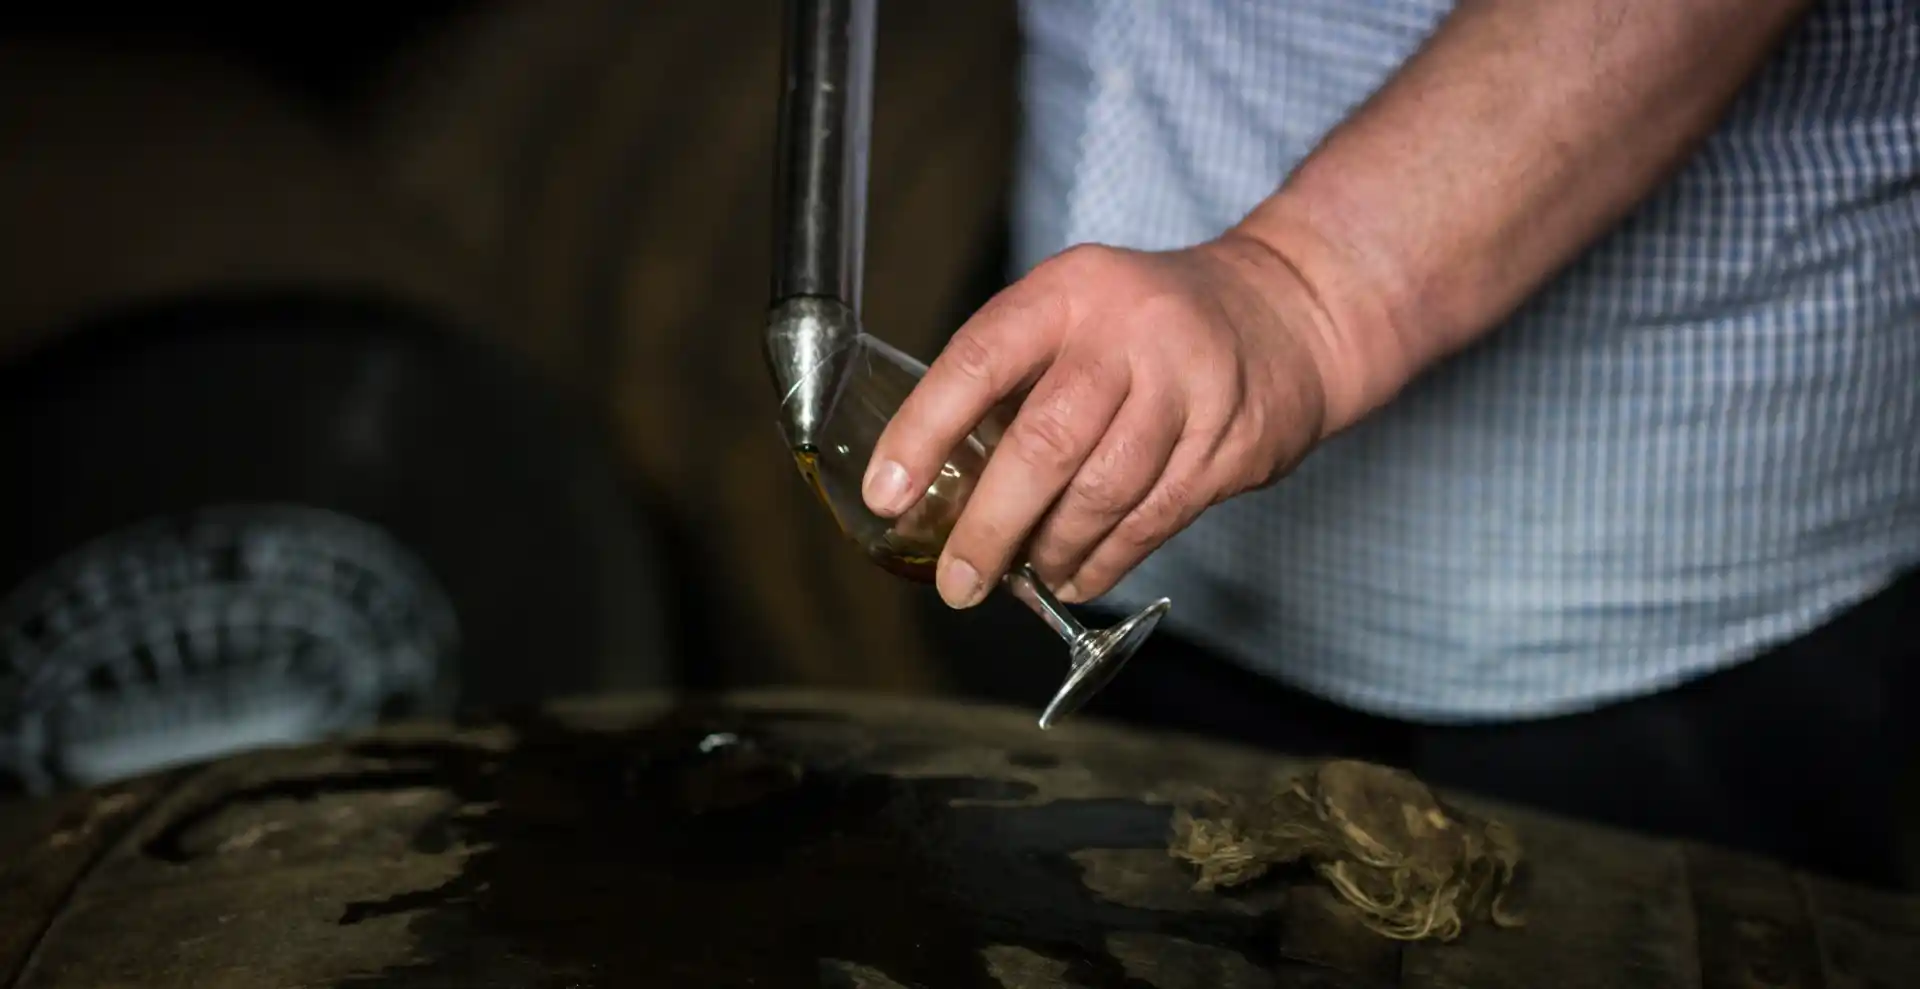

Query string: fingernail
863 459 911 515
1056 580 1081 603
938 557 983 609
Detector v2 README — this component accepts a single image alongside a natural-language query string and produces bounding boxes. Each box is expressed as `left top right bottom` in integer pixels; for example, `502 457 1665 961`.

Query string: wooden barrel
363 0 1022 693
0 41 488 365
6 689 1915 987
0 41 673 791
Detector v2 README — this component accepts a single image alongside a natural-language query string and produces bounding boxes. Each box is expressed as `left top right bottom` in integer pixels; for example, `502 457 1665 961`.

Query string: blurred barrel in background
362 0 1023 692
0 40 672 793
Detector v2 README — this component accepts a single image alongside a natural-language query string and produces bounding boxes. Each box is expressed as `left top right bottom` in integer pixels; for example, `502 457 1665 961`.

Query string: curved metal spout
766 0 876 450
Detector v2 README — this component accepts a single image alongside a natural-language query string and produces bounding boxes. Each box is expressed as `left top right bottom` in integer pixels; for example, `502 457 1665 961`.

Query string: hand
860 232 1349 609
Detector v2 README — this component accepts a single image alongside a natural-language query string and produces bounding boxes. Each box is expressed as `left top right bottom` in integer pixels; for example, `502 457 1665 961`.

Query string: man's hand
861 234 1350 609
864 0 1810 612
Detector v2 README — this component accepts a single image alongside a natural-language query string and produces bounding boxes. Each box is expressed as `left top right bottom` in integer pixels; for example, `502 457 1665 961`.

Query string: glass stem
1003 562 1091 654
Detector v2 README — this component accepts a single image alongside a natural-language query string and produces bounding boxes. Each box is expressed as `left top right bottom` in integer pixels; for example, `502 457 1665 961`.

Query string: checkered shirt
1010 0 1920 721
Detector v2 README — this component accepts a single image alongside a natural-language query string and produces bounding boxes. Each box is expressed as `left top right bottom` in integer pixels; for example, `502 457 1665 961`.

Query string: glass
785 332 1170 729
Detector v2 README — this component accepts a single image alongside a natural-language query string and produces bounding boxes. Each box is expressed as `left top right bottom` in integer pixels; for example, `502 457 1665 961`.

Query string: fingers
1024 387 1185 596
933 350 1130 607
862 285 1070 518
1058 439 1215 602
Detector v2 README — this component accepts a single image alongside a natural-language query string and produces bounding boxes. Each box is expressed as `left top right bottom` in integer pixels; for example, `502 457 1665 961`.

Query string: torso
1013 0 1920 721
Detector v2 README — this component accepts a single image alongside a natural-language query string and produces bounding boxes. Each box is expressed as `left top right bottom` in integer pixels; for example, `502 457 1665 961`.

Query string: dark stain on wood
137 709 1270 986
4 691 1919 987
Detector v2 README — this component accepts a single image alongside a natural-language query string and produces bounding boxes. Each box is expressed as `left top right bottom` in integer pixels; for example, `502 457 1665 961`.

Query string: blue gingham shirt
1012 0 1920 722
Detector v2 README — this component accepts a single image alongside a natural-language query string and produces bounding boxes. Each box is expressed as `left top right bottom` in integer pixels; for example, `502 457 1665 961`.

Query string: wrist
1221 193 1420 438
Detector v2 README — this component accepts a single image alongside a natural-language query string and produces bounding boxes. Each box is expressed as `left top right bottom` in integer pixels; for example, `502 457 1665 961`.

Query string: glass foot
1037 597 1171 730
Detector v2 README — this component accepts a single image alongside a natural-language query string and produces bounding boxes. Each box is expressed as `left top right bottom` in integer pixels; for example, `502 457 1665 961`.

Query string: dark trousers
925 569 1920 890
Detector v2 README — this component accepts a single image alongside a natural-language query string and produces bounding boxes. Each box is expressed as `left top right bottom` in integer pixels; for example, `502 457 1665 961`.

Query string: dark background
0 1 1049 793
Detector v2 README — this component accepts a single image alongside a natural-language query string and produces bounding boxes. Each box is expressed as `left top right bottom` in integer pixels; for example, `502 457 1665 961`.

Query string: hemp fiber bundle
1170 760 1525 942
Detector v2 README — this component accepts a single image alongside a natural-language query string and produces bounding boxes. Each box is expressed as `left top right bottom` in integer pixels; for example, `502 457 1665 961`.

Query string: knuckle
1008 404 1083 472
1065 463 1137 518
1132 292 1194 329
1155 473 1207 521
1186 353 1243 413
1106 524 1161 562
1108 512 1164 556
1009 359 1111 472
1226 430 1291 495
1114 478 1200 552
1219 359 1250 407
943 331 999 387
1044 243 1116 280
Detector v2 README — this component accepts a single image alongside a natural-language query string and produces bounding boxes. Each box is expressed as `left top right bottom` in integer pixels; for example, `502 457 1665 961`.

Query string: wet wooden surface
364 0 1021 694
0 690 1914 988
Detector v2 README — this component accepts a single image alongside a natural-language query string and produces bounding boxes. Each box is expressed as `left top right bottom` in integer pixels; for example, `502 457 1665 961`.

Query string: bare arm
1240 0 1817 435
869 0 1818 608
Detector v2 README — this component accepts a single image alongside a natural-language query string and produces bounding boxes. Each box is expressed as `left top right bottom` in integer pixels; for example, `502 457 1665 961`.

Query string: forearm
1235 0 1814 434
